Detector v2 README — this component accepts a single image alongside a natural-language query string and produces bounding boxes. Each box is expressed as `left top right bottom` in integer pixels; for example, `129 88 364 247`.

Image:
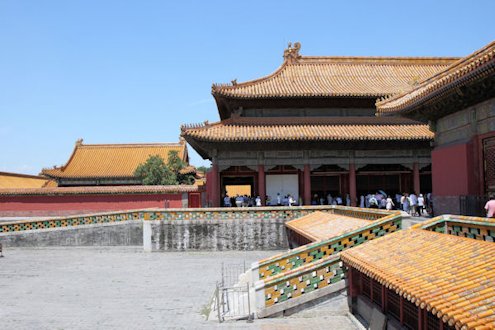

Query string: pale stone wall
436 97 495 146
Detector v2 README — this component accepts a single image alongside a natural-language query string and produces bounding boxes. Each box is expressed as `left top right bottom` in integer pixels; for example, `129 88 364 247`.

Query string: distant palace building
182 43 458 207
41 139 189 186
0 172 54 189
0 139 205 216
378 40 495 215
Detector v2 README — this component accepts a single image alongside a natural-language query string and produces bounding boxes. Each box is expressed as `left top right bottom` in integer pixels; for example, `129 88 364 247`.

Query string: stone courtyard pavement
0 247 358 329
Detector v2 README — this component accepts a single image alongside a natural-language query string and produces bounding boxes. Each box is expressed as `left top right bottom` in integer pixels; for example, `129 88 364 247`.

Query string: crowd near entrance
218 163 431 215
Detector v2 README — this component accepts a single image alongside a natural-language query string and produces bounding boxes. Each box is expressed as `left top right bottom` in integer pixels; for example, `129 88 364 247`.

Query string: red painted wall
432 140 480 196
0 193 183 217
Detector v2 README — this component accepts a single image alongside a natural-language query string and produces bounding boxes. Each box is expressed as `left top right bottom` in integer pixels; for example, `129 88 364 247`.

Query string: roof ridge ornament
283 42 302 64
75 138 84 147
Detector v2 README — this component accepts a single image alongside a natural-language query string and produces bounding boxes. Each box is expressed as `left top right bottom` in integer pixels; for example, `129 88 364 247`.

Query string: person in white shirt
417 194 425 215
327 193 333 205
386 196 395 210
409 193 418 216
288 195 295 207
255 196 262 207
276 193 281 206
359 195 365 208
368 195 378 208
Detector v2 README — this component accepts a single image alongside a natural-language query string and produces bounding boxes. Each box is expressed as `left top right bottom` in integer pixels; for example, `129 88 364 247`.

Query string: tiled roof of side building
377 40 495 115
181 117 434 143
42 139 188 179
285 211 372 242
340 229 495 329
0 171 55 189
212 43 458 100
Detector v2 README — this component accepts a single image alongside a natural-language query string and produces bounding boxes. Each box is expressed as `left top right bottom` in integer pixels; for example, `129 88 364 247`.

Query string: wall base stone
0 221 143 248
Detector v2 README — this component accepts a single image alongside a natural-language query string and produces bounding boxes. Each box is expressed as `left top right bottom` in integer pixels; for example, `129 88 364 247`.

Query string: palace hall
41 139 189 186
378 40 495 215
182 43 458 207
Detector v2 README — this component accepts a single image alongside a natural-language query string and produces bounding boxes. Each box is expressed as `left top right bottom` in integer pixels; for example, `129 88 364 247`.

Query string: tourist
386 196 395 210
288 194 295 207
359 195 365 208
255 195 262 207
235 195 243 207
365 194 371 208
327 193 333 205
426 192 432 214
223 195 231 207
369 195 378 208
417 194 425 215
402 193 410 213
380 197 387 209
312 193 319 205
336 195 343 205
277 193 282 206
395 193 402 209
346 194 351 206
409 193 418 216
376 193 383 205
485 195 495 218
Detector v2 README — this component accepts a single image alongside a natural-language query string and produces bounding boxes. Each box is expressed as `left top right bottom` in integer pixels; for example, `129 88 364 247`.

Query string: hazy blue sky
1 0 494 174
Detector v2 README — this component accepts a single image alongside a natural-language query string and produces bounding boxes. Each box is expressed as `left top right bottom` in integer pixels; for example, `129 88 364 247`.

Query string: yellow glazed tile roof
0 172 53 189
42 140 188 179
341 229 495 329
285 211 372 242
377 40 495 115
182 117 433 142
212 45 457 99
0 185 199 196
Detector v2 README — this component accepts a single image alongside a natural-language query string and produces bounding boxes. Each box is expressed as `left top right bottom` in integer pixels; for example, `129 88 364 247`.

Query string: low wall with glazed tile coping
413 214 495 242
0 206 334 234
253 209 401 281
0 206 347 249
252 211 402 316
255 254 344 316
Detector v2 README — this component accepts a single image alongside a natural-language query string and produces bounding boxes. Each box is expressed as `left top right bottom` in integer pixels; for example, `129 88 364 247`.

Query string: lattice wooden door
483 137 495 194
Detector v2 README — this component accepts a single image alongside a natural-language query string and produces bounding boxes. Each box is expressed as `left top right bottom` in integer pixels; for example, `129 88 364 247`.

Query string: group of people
222 192 297 207
312 193 349 206
221 190 432 216
223 194 262 207
358 192 432 216
311 191 432 216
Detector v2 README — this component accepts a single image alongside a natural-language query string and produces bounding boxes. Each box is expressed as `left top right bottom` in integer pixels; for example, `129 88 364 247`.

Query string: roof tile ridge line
79 142 183 148
299 55 461 64
0 171 49 180
181 120 222 131
376 41 495 108
230 116 426 124
376 54 495 111
212 59 291 93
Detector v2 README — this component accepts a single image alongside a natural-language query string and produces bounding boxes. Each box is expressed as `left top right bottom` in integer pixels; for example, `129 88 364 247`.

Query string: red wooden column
304 164 311 205
258 165 266 205
413 162 420 195
349 163 357 206
210 161 220 207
